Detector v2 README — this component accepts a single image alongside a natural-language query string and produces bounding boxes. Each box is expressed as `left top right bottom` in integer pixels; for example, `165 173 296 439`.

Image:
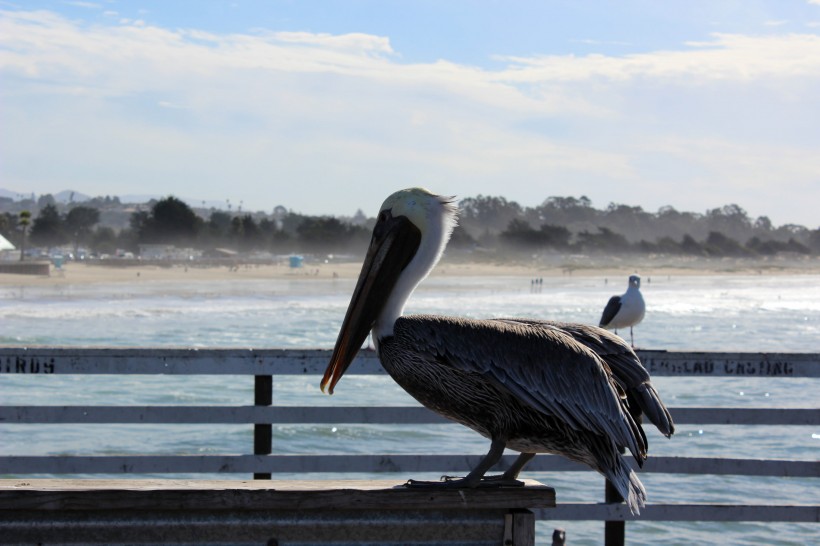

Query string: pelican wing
499 319 674 438
395 314 646 461
599 296 622 328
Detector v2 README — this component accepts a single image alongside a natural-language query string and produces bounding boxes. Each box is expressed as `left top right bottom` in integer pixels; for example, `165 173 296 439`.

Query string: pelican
599 275 646 347
321 188 673 514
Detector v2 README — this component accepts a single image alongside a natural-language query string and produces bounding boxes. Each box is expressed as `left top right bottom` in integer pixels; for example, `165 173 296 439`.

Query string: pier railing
1 348 818 544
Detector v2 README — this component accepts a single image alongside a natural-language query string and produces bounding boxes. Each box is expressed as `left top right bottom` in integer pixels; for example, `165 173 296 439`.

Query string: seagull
321 188 673 514
599 275 646 347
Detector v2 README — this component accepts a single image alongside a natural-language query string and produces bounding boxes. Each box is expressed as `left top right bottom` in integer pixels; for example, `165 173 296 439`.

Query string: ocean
1 270 818 545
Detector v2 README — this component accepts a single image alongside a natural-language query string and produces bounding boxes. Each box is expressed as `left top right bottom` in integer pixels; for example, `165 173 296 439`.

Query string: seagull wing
599 296 622 328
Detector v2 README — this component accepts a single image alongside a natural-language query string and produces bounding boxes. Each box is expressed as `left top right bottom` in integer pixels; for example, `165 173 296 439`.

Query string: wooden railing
1 348 818 544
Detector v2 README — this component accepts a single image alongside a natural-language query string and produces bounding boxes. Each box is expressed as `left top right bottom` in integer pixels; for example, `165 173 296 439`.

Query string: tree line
0 197 373 258
2 194 819 259
458 195 820 257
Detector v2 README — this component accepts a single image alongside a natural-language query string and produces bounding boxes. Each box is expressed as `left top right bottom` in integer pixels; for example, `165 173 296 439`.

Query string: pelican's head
378 187 458 283
321 188 457 394
629 275 641 289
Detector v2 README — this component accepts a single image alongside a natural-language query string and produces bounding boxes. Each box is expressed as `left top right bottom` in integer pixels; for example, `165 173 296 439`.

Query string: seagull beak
321 212 421 394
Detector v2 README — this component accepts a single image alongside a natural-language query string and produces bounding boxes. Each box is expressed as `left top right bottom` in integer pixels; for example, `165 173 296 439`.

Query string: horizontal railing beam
0 479 555 512
2 406 818 426
540 503 820 522
667 407 820 425
0 348 357 376
2 455 816 478
0 481 815 523
1 348 818 377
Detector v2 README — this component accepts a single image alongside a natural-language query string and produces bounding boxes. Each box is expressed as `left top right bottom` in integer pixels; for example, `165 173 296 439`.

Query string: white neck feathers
372 191 457 342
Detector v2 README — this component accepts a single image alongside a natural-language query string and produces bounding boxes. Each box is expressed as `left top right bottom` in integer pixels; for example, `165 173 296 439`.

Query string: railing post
604 478 625 546
253 375 273 480
604 405 642 546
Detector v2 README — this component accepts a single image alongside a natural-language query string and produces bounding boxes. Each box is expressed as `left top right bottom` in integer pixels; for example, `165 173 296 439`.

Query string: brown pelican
599 275 646 347
321 188 673 514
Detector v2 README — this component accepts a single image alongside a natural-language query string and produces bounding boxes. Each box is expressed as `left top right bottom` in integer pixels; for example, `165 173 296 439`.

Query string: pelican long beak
321 212 421 394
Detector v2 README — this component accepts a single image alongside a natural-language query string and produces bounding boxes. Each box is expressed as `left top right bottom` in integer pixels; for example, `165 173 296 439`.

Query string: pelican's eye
373 210 392 240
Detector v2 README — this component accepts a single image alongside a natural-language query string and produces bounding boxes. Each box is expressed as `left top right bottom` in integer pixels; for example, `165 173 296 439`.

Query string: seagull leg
405 438 518 489
630 326 635 348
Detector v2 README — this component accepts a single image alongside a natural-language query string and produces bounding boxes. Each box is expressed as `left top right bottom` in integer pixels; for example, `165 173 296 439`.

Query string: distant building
138 244 202 260
0 233 16 261
203 248 238 259
0 233 14 251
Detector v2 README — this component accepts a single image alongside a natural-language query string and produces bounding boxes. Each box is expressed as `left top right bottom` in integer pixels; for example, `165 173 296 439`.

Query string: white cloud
496 33 820 83
0 9 818 226
157 100 186 109
62 1 101 9
271 31 395 55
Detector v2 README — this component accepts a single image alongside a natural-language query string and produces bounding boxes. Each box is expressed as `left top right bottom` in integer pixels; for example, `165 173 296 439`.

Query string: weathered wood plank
668 407 820 425
0 405 448 424
508 509 536 546
1 348 817 377
0 347 358 376
633 456 820 477
0 510 514 545
2 455 816 477
541 503 820 522
638 350 819 377
0 479 554 511
1 483 816 525
2 405 817 425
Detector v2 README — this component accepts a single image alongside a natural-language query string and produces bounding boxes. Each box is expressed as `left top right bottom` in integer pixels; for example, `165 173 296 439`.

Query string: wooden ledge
0 479 555 512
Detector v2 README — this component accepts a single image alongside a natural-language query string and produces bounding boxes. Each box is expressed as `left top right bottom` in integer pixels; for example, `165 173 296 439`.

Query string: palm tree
18 210 31 261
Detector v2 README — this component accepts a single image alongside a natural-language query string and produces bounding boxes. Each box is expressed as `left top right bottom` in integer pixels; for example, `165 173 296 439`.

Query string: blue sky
1 1 819 227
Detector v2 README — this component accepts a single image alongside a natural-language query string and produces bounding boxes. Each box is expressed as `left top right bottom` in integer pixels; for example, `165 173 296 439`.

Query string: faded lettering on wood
0 356 56 374
1 349 816 376
642 357 797 377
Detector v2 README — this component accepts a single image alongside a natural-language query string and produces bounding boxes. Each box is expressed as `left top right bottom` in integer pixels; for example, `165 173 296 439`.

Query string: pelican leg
506 451 536 479
405 438 520 489
483 451 536 482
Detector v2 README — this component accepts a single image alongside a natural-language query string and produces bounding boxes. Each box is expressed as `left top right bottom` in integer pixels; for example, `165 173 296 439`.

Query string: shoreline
1 255 818 287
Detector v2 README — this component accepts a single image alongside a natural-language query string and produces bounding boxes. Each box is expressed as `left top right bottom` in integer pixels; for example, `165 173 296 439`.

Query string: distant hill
0 187 227 211
118 194 162 204
119 194 226 209
0 187 91 202
0 188 28 200
54 190 92 203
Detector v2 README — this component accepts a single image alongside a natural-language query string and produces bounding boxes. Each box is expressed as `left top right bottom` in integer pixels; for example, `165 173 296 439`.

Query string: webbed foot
404 475 524 489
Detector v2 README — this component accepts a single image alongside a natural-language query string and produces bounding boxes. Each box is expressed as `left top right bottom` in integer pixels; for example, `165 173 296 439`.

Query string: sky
1 1 819 228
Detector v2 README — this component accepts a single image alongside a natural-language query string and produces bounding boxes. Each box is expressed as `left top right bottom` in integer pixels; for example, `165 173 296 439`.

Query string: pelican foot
480 474 527 487
403 476 525 489
403 477 474 489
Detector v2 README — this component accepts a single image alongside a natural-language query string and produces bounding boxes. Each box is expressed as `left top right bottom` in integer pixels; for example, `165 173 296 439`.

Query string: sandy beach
1 254 818 288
